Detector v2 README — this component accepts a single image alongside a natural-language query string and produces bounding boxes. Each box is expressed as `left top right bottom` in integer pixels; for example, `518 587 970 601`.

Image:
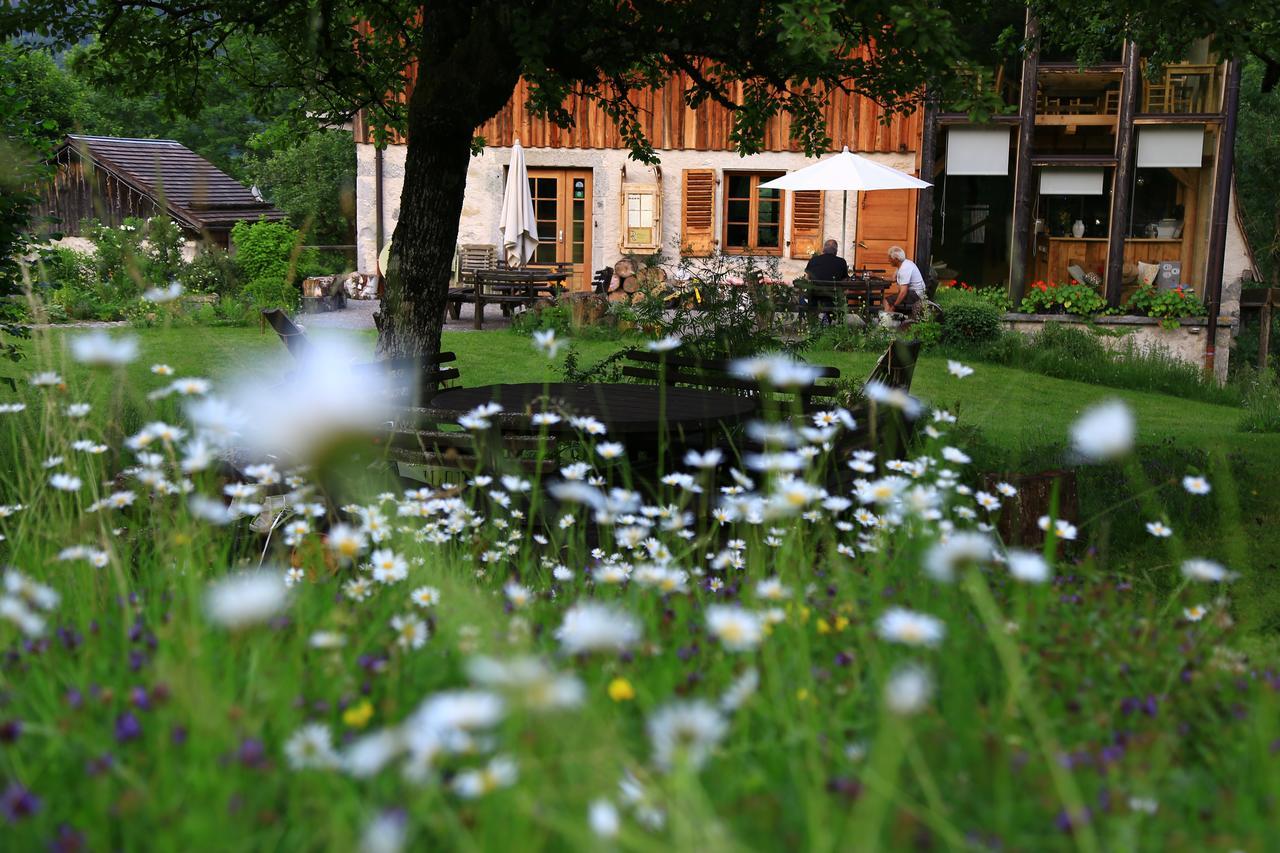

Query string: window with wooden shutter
789 190 824 259
680 169 716 256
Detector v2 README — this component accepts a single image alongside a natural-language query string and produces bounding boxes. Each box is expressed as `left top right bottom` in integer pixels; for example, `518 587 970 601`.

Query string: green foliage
614 253 794 358
1123 283 1209 330
936 282 1013 314
1236 57 1280 285
230 219 308 310
178 247 242 296
242 129 356 247
952 322 1240 406
809 321 898 354
937 289 1003 346
1235 366 1280 433
1017 279 1108 317
907 318 943 348
0 42 102 140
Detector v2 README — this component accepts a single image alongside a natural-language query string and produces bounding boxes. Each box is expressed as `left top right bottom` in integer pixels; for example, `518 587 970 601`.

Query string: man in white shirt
884 245 926 315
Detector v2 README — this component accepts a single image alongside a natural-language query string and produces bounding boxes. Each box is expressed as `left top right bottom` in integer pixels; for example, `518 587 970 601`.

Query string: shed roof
60 135 288 231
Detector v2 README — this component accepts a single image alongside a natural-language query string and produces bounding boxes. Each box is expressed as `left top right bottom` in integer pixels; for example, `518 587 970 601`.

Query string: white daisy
1069 399 1135 461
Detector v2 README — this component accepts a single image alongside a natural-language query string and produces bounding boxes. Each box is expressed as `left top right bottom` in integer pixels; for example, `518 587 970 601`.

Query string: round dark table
429 382 759 436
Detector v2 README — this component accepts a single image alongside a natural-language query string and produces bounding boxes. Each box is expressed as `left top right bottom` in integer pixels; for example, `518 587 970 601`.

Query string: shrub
1017 279 1107 316
230 219 310 310
1123 283 1208 329
1236 366 1280 433
86 216 186 298
179 246 242 296
937 289 1003 346
613 251 792 358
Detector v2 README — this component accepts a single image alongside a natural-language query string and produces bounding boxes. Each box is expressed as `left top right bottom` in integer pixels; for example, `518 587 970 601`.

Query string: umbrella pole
842 190 848 263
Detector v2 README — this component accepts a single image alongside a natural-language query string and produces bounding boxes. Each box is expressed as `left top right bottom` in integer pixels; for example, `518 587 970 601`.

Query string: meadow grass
1 324 1279 849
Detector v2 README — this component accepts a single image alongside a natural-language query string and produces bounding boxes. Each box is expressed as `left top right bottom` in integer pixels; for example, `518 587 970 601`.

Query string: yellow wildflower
608 677 636 702
342 699 374 728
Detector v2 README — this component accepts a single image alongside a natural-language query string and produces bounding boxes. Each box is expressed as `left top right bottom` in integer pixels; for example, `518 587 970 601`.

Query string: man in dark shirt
805 239 849 282
803 239 848 322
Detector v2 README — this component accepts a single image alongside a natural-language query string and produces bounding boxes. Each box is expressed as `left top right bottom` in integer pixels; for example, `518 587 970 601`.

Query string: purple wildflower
0 719 21 744
1 783 41 823
114 712 142 743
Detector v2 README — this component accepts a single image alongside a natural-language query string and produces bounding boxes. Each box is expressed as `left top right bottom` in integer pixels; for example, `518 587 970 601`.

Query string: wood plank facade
356 73 921 155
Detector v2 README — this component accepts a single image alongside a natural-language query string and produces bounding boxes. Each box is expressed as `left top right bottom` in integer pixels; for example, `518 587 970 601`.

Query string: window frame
721 171 786 256
620 186 661 252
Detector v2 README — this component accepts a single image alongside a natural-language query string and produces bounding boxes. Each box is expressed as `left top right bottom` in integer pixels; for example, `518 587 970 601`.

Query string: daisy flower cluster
0 342 1264 851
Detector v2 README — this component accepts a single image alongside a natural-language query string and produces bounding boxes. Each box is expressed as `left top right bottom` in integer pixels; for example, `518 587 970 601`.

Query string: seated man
803 239 848 322
805 239 849 282
883 245 926 317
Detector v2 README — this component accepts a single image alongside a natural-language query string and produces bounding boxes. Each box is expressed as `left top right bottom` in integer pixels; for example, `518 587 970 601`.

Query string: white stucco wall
355 143 917 280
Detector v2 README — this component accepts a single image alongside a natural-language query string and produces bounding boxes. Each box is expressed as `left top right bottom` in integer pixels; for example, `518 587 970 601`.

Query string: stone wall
1001 314 1235 384
354 143 918 280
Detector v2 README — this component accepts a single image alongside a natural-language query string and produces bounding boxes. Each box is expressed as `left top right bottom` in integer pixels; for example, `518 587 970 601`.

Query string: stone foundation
1001 313 1235 384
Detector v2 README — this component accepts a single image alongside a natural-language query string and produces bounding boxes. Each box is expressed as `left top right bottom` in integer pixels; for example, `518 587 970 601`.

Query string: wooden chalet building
353 26 1253 345
38 135 287 247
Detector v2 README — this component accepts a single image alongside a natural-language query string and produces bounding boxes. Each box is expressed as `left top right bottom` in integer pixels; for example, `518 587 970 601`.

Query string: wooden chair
865 339 923 391
378 428 559 480
262 308 311 358
620 349 842 414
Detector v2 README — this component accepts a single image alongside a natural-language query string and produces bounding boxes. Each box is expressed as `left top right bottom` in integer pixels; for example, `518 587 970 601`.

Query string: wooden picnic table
795 275 893 321
428 382 760 445
449 269 569 329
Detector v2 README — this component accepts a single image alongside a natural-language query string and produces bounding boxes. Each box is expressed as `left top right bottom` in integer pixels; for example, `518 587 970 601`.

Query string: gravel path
32 299 514 333
301 299 513 333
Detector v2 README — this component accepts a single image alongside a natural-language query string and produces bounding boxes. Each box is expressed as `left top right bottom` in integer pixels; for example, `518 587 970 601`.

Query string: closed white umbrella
760 147 930 261
499 139 539 268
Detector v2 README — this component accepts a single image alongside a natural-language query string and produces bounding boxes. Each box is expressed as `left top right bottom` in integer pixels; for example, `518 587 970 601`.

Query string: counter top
1044 237 1182 242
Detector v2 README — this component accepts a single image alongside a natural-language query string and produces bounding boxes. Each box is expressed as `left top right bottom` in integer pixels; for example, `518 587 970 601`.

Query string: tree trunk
375 6 522 358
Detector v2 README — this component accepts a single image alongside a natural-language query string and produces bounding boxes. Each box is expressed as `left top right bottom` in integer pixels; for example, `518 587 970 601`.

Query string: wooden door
854 189 917 274
527 168 593 291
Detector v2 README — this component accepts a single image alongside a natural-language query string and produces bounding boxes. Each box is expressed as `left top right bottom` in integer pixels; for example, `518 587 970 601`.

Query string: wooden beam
1104 41 1141 306
1260 299 1272 370
914 92 940 271
1008 10 1041 304
1034 114 1118 126
1203 59 1243 376
1180 173 1199 289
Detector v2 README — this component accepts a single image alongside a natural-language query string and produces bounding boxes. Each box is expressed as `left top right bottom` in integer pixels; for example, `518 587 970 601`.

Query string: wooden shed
37 135 287 247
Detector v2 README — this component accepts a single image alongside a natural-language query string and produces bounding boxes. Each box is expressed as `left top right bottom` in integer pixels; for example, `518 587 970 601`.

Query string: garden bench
793 277 893 322
378 427 559 480
619 349 842 414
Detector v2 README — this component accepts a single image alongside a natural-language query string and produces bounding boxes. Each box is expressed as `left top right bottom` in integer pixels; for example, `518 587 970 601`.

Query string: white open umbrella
760 146 930 261
499 139 539 268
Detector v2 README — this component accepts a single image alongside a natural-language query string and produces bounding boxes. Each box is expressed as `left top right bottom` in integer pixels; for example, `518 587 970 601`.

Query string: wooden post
1260 297 1272 370
1008 11 1040 305
1203 59 1243 376
914 91 940 272
1104 41 1141 306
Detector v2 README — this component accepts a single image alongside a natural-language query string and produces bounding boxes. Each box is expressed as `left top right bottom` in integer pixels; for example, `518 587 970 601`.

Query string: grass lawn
5 324 1280 625
7 324 1264 452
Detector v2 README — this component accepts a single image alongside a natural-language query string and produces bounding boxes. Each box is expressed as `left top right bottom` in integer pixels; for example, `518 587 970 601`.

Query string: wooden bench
793 277 893 322
378 428 559 479
620 349 842 414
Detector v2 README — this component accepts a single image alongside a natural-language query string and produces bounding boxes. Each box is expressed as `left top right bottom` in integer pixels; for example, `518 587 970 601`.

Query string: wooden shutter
789 190 824 259
854 189 917 270
681 169 716 256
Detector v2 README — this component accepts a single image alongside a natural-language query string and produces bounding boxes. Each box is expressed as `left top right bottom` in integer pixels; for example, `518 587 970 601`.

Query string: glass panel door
525 168 593 291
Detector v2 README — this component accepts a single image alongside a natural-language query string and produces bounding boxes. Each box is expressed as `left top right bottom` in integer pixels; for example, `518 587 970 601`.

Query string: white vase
1071 219 1085 238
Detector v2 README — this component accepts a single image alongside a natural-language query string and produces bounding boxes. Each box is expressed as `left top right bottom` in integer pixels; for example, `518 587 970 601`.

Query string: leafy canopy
7 1 1274 170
